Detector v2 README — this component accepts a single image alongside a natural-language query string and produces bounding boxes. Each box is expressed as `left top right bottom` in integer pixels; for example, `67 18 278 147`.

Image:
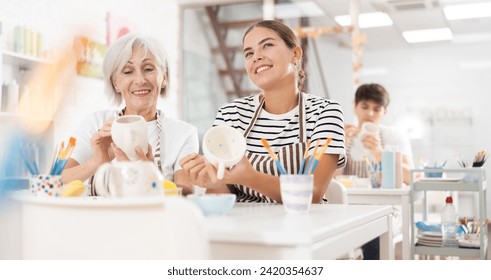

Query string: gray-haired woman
63 33 198 194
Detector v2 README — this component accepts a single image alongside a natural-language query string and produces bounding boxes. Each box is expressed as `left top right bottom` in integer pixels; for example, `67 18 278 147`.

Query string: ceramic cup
350 122 379 161
111 115 148 161
280 174 314 214
202 126 246 180
29 174 63 197
93 161 163 198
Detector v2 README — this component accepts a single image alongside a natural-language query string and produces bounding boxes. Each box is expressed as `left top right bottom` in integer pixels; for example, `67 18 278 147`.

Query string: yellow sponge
62 180 86 197
163 180 182 196
163 180 177 189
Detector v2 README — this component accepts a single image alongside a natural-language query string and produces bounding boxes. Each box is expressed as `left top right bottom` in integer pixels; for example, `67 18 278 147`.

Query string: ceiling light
274 1 324 19
444 2 491 20
334 12 393 28
402 28 453 43
452 32 491 44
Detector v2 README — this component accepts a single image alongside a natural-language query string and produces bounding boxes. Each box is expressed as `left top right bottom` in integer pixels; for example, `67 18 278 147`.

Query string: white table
204 203 395 260
346 187 424 260
0 192 210 259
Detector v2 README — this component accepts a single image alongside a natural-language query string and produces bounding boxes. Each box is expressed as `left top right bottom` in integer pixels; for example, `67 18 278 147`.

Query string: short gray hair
102 33 170 105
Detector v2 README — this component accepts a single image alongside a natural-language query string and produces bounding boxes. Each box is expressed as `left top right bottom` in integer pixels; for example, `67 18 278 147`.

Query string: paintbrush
304 138 332 174
303 139 320 174
261 138 287 175
298 140 311 174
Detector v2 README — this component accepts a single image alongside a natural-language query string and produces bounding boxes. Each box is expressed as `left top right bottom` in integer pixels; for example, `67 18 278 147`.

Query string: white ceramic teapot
93 161 163 198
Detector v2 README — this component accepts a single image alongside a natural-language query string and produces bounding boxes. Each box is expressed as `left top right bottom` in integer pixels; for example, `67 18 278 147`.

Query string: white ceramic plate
417 177 464 183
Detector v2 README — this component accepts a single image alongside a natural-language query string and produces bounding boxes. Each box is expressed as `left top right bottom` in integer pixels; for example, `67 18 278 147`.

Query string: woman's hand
219 156 256 185
112 143 154 162
90 117 115 165
179 154 255 189
179 153 215 188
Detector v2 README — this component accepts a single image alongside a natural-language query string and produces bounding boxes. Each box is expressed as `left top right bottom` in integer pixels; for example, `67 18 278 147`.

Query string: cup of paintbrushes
280 174 313 214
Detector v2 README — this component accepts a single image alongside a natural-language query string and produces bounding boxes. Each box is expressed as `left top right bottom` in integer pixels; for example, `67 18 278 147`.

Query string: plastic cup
280 174 314 214
29 174 63 197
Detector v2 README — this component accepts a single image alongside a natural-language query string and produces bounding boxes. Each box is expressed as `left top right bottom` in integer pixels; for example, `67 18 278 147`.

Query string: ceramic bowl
187 194 236 216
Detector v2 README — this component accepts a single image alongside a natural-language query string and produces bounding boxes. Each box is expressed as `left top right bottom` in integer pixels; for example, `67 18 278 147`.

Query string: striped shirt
213 93 346 168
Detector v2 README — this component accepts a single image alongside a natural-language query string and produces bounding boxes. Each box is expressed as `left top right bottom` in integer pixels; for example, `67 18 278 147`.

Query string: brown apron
343 130 385 178
229 93 309 203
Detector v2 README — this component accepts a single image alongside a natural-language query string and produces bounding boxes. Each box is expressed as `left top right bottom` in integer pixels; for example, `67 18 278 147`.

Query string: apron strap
154 110 163 173
243 94 265 138
298 92 306 142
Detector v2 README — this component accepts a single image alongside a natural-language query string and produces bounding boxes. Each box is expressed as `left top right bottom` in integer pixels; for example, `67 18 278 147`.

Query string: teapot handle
93 163 113 197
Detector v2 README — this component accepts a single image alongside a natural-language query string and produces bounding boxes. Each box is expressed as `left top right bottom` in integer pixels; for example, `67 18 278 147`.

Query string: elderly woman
62 33 198 194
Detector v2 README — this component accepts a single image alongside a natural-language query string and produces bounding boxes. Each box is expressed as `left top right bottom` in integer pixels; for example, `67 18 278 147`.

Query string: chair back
324 179 348 204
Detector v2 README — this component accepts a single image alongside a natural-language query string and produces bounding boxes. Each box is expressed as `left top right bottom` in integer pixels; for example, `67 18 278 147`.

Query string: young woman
180 20 345 203
62 33 198 194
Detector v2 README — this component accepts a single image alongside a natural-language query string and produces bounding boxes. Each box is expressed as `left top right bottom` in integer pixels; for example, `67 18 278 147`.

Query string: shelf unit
2 50 51 70
1 48 54 190
410 168 488 259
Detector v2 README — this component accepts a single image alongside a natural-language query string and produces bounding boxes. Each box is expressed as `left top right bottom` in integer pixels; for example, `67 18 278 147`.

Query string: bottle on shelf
441 195 458 247
7 79 19 113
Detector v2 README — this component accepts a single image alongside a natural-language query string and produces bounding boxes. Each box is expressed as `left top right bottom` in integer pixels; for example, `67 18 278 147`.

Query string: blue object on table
415 221 441 232
416 221 465 234
381 150 396 189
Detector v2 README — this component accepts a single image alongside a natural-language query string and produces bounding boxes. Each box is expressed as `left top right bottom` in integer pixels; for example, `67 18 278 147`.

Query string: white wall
319 39 491 217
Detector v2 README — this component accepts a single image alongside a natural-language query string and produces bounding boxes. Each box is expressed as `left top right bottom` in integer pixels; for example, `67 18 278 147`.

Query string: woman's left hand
112 143 154 161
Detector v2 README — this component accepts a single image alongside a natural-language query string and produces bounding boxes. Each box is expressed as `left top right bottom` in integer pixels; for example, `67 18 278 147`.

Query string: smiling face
242 27 301 91
111 47 166 113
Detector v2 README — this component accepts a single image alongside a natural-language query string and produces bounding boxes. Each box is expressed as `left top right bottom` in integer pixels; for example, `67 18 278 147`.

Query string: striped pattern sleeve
305 95 346 168
213 95 256 134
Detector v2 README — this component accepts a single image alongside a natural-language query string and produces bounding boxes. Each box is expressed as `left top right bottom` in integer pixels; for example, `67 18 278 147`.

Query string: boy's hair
355 83 390 108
